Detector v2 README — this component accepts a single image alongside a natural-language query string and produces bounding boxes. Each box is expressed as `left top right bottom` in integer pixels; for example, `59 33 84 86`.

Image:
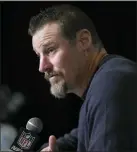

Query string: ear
76 29 92 52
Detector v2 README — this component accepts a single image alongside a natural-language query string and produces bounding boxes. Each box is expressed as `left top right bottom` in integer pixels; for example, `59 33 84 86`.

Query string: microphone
10 117 43 152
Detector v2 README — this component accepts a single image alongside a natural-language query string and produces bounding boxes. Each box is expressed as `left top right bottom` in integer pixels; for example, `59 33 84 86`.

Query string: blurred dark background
1 1 136 149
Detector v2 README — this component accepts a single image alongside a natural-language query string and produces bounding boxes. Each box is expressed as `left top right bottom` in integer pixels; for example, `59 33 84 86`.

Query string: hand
41 135 58 152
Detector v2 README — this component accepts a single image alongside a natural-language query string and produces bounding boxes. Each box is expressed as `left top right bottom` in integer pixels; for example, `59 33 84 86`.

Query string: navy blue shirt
40 55 137 152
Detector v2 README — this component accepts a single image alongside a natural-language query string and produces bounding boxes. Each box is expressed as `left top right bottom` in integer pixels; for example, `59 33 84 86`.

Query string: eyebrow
42 42 57 49
33 41 57 53
42 42 57 55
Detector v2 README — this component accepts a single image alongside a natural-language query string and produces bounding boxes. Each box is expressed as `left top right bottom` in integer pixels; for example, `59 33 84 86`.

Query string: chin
50 79 67 99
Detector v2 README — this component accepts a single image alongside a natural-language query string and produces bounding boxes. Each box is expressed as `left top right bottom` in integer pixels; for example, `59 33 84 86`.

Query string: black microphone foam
10 117 43 152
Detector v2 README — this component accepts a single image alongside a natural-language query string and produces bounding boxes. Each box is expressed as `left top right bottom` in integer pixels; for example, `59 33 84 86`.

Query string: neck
74 48 108 97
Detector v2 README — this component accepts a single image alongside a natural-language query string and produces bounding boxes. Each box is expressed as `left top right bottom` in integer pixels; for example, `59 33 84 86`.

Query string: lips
50 75 57 78
49 75 59 81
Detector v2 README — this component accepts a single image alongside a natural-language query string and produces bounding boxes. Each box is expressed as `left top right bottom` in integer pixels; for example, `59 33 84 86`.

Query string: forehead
32 23 61 50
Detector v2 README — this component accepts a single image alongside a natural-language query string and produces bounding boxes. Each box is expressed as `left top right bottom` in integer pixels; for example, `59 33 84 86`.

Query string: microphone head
26 117 43 134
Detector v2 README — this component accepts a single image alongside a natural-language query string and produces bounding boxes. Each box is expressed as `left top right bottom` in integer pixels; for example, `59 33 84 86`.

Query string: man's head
28 4 103 98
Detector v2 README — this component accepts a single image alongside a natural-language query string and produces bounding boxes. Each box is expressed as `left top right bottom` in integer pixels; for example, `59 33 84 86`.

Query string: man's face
32 23 85 98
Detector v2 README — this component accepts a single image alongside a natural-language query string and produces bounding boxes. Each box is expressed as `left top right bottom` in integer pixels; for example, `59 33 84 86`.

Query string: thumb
49 135 56 150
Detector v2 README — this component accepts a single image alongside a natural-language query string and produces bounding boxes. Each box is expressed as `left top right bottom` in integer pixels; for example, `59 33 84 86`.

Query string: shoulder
85 56 137 123
85 55 137 107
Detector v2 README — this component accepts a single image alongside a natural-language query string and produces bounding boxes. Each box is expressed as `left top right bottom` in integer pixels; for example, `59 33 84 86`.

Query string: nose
39 55 52 73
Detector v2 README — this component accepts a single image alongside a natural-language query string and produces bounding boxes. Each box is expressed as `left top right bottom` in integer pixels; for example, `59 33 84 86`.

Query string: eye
45 47 56 56
48 47 54 53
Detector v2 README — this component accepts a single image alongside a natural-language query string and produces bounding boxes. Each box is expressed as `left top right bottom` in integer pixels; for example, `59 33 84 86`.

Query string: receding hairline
32 22 65 54
31 21 62 36
32 20 82 47
28 4 103 49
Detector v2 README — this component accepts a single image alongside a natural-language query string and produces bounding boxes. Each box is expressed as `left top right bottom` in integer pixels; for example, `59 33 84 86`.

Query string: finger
49 135 56 150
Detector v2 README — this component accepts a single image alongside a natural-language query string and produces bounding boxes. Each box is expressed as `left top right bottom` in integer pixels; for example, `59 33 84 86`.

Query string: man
28 4 137 152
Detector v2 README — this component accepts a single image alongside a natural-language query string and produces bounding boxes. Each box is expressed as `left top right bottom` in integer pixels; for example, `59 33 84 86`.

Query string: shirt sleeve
39 128 78 152
87 70 137 152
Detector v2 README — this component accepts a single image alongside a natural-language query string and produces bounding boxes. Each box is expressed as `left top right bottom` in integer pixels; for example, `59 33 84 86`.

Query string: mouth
49 75 63 83
50 75 58 78
49 75 59 80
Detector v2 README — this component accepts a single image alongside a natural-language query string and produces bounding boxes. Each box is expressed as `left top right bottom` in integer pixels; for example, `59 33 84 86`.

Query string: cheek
50 50 71 72
50 50 75 78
